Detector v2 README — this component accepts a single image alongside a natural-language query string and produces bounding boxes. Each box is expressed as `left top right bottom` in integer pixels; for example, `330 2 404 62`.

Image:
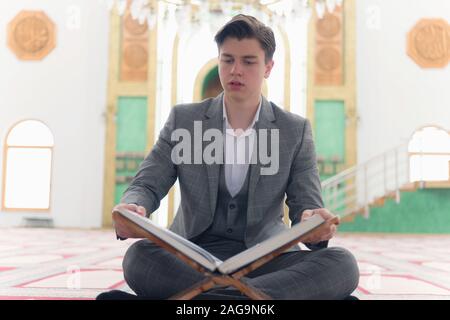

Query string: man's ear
264 60 274 78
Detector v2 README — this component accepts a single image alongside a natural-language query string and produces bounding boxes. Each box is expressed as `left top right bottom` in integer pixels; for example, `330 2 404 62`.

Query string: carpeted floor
0 228 449 300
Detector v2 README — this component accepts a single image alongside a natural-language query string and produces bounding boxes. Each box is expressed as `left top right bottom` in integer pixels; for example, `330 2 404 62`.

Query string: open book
114 207 327 275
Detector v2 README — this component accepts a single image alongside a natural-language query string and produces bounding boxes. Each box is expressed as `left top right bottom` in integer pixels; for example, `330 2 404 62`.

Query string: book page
116 208 222 272
217 214 325 274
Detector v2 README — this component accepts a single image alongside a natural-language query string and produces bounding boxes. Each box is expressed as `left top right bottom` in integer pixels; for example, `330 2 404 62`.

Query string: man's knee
122 239 206 298
326 247 360 293
122 239 160 294
123 240 151 271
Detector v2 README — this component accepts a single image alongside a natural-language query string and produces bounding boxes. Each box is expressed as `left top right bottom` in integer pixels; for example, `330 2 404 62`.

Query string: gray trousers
122 239 360 300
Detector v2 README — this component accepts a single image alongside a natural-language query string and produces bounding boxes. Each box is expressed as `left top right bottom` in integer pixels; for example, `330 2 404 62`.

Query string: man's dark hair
214 14 276 63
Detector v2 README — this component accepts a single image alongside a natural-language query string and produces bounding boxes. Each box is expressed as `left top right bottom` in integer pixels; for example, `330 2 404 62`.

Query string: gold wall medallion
317 13 341 39
120 12 149 82
407 19 450 68
123 43 148 69
8 11 56 61
316 47 341 71
314 9 343 86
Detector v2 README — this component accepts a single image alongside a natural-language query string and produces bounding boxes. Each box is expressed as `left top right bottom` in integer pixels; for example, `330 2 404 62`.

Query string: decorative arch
2 119 54 211
193 58 221 102
202 65 222 99
408 125 450 182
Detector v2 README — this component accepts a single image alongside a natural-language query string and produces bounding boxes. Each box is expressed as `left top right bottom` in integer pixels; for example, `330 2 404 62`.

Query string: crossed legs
122 239 359 300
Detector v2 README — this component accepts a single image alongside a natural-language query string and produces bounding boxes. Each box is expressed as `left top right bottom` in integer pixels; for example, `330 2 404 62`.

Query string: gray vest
193 164 250 259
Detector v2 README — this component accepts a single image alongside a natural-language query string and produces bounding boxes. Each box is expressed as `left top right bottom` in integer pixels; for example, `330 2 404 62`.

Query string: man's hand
299 208 340 244
112 203 147 239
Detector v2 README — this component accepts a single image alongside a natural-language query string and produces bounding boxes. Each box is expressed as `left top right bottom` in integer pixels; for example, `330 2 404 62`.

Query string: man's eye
222 59 233 63
245 61 256 65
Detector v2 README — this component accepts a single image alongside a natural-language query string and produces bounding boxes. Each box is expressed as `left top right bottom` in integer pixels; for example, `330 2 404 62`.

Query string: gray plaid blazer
122 93 326 251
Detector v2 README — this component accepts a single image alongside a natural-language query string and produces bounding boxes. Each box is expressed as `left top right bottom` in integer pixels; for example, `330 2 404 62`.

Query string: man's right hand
112 203 147 239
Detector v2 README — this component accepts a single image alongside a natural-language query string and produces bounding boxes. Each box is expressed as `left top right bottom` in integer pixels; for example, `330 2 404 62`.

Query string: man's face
218 37 274 103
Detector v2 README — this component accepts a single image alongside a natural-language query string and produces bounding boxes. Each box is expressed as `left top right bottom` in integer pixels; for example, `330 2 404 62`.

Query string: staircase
321 142 420 222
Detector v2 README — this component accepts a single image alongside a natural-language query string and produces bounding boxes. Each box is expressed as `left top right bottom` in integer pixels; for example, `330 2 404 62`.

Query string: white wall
356 0 450 163
0 0 109 228
285 15 310 118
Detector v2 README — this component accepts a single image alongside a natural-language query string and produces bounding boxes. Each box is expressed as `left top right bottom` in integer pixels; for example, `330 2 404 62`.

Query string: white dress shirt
223 99 261 197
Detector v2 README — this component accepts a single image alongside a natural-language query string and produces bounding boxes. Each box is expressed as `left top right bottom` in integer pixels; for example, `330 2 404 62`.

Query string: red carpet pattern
0 228 449 300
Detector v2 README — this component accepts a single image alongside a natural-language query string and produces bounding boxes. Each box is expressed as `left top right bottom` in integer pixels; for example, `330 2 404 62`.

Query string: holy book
113 207 328 275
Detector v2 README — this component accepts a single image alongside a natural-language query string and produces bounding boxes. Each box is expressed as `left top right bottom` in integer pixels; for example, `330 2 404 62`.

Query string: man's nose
230 62 243 75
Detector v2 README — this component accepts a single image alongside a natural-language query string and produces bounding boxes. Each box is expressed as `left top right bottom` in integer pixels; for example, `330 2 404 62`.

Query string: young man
100 14 359 300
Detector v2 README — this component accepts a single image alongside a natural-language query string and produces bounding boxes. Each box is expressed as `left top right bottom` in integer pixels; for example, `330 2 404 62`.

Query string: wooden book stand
113 211 339 300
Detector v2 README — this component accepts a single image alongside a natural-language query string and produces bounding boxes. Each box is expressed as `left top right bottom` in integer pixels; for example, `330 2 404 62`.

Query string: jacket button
227 228 233 233
229 204 236 210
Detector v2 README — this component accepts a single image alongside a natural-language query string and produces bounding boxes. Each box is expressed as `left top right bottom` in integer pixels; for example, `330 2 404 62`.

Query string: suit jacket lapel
204 93 223 216
247 96 277 226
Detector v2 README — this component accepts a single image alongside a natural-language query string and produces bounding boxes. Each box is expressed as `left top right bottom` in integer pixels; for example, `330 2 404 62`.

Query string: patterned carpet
0 228 449 300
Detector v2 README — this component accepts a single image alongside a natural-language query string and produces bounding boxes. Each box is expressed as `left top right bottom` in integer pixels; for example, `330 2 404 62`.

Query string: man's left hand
299 208 340 244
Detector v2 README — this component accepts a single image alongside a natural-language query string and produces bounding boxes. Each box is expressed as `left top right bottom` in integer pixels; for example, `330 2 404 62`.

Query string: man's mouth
229 81 244 87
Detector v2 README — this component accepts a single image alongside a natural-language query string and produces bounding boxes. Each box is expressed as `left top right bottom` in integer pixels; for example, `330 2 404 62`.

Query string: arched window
408 126 450 182
2 120 54 210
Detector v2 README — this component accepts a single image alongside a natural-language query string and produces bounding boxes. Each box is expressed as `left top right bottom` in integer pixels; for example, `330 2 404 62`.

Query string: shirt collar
222 97 262 132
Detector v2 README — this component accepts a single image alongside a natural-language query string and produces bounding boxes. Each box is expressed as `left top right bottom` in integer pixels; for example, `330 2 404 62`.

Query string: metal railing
321 143 411 219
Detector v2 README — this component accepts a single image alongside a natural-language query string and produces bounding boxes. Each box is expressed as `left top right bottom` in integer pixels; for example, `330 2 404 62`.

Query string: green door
114 97 148 205
314 100 346 180
314 100 346 213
